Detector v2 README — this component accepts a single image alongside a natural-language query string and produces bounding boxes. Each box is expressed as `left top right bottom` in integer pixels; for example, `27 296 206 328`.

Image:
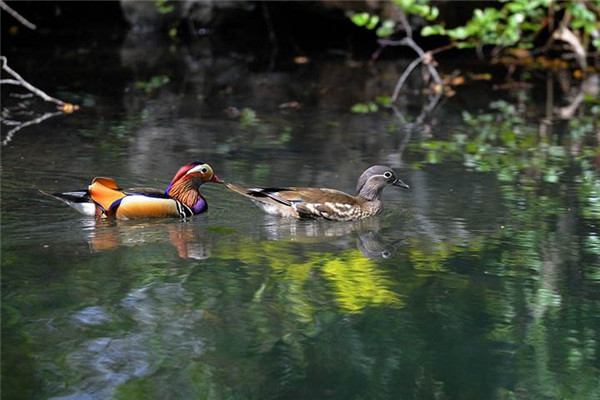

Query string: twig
1 56 78 111
0 0 36 30
381 37 443 102
552 26 587 70
1 111 63 146
390 54 423 101
398 11 412 39
429 43 456 56
0 79 21 85
1 56 63 105
418 91 443 123
378 9 444 103
261 1 277 70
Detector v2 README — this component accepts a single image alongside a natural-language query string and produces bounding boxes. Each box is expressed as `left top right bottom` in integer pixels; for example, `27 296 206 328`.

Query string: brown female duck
226 165 409 221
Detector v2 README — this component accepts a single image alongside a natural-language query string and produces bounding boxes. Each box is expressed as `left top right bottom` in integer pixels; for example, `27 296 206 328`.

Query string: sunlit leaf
421 25 445 36
366 15 380 30
351 103 378 113
351 12 370 27
376 19 396 37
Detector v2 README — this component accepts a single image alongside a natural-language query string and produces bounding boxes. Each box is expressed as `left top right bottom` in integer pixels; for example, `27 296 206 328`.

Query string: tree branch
1 56 64 105
378 11 444 103
391 55 424 102
380 37 443 102
0 78 21 85
0 0 36 30
1 56 78 112
1 111 63 146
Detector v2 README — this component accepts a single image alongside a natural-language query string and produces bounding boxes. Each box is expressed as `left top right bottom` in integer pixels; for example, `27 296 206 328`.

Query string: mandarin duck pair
47 162 409 222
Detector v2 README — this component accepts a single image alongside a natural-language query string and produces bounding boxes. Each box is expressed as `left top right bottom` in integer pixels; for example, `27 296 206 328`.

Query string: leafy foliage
154 0 174 15
134 75 170 94
351 0 600 52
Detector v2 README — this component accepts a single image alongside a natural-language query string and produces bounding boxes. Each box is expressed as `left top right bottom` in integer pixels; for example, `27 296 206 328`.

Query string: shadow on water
2 16 599 400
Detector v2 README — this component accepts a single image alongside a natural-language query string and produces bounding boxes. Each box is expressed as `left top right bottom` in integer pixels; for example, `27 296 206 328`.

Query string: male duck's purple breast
192 196 207 214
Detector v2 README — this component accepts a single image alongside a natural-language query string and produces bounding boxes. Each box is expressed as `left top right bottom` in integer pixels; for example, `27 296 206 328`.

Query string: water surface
2 30 599 400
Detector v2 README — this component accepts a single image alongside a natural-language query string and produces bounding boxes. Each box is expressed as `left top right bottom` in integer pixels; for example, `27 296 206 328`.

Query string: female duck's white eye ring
383 171 393 179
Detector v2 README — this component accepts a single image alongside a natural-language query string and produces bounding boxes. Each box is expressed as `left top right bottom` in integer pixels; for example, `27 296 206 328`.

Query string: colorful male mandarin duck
45 162 223 219
226 165 409 221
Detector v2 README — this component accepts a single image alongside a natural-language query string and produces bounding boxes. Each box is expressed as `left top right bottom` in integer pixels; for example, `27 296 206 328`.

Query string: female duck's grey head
356 165 409 200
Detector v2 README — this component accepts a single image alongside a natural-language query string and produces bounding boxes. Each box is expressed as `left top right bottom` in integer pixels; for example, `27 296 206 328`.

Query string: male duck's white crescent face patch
187 164 213 178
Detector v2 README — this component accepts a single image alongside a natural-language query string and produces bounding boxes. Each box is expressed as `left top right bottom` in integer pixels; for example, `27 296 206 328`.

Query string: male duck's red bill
44 162 223 220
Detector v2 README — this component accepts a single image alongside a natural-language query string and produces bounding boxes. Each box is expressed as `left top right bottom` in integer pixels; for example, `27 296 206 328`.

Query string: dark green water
2 30 600 400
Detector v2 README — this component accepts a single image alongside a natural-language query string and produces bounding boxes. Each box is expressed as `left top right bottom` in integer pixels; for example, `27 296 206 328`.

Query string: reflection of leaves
155 0 174 14
215 240 403 315
6 219 600 400
240 108 258 126
322 250 403 313
411 100 598 185
351 102 378 114
578 177 600 220
135 76 170 94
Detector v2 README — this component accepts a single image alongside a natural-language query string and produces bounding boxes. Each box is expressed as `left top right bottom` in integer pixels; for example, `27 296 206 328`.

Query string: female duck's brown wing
226 183 363 220
279 187 358 204
282 187 365 220
226 184 357 206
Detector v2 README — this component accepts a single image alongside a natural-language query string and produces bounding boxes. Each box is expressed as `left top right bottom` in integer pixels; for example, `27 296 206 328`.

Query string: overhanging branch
1 56 79 112
0 0 36 30
378 10 444 103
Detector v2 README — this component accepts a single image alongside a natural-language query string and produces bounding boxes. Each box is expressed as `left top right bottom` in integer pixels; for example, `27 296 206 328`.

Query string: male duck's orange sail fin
91 177 120 190
88 178 127 212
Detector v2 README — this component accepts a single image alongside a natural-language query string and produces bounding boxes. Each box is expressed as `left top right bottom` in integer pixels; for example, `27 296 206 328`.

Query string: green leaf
426 151 440 164
135 75 170 93
447 26 470 40
506 2 526 12
351 103 378 113
351 12 370 27
240 108 258 125
375 96 392 106
376 19 396 37
366 15 380 30
428 6 439 20
155 0 174 14
351 103 369 113
421 25 445 36
584 94 600 104
393 0 416 11
543 170 560 183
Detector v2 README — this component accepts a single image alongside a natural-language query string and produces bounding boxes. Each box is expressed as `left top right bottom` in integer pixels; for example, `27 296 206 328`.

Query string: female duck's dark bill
393 179 410 189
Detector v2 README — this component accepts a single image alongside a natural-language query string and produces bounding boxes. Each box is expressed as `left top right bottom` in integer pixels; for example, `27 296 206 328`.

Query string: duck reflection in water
260 215 400 259
80 219 212 260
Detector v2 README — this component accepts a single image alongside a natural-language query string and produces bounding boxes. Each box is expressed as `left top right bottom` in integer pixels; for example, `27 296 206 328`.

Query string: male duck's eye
201 168 208 174
383 172 393 179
